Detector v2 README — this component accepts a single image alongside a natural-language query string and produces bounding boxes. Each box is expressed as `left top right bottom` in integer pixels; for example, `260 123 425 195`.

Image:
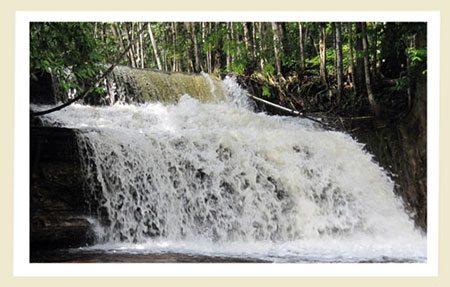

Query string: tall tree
112 23 132 67
171 22 177 72
256 22 264 71
335 22 344 97
226 22 232 70
298 23 305 74
189 23 201 72
354 22 366 96
250 22 257 59
361 22 379 116
319 23 328 86
212 23 222 73
123 23 137 68
147 23 162 70
271 22 282 76
202 22 212 73
347 23 356 93
138 23 145 68
370 23 379 78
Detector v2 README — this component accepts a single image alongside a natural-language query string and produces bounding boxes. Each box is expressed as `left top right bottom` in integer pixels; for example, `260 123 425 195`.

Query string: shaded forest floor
238 73 410 130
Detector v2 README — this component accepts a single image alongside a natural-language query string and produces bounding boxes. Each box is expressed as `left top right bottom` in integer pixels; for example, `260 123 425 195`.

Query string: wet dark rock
30 127 94 250
30 71 58 104
354 122 427 231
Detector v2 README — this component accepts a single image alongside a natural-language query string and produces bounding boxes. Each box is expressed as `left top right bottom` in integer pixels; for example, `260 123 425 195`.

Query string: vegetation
30 21 426 118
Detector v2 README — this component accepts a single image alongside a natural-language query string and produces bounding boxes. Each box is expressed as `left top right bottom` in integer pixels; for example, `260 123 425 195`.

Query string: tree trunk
271 22 282 76
202 22 211 73
171 22 177 72
226 22 231 70
112 24 132 67
147 23 162 70
207 23 212 73
189 23 200 72
310 33 318 55
256 22 264 71
243 22 250 51
347 23 356 93
331 23 337 79
354 22 366 96
124 23 137 68
231 23 240 60
335 22 344 98
131 23 142 68
371 23 378 78
162 24 168 71
278 23 286 52
212 23 222 73
139 23 145 69
298 23 305 74
244 22 253 61
361 22 379 116
250 22 257 59
319 23 328 87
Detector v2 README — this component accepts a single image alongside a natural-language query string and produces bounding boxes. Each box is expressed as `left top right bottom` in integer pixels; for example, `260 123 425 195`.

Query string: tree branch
32 24 148 117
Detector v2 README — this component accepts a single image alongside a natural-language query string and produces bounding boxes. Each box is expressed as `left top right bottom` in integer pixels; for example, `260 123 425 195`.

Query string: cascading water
37 75 426 263
100 65 225 104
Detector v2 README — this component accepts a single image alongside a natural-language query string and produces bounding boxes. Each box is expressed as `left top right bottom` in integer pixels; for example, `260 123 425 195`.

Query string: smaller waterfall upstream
100 66 225 104
37 75 426 263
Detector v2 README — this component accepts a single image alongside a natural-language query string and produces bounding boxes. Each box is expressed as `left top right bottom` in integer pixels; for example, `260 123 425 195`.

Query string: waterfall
101 65 225 104
38 75 426 263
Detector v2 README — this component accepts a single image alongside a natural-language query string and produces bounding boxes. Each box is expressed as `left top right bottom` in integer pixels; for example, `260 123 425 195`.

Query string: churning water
38 76 426 263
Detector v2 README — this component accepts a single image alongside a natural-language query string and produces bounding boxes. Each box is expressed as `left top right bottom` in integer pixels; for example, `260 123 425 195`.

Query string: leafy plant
262 63 275 79
262 85 271 97
407 48 427 63
227 61 246 75
30 22 109 93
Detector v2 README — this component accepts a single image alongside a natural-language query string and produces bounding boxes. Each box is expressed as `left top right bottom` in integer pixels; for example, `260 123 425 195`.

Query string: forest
30 22 426 118
30 21 428 230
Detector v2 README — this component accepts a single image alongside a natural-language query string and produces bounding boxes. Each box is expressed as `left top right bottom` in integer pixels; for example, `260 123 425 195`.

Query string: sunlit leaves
30 22 108 92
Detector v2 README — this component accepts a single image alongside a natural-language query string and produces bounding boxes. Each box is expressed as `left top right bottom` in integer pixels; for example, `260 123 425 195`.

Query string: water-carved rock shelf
30 127 94 250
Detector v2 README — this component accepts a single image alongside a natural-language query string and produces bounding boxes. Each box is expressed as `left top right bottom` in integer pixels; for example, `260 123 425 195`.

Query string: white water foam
37 76 426 263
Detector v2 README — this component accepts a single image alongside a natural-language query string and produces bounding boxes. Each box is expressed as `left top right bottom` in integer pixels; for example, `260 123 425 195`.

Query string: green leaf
262 85 271 98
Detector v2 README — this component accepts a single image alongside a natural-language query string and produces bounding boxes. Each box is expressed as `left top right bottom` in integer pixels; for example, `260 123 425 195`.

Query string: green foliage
305 56 320 75
262 85 271 97
30 22 110 93
407 48 427 63
341 44 351 71
93 86 106 97
326 49 336 74
29 20 427 105
262 63 275 79
203 24 225 53
227 61 246 75
306 56 320 67
281 53 297 71
391 77 409 92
